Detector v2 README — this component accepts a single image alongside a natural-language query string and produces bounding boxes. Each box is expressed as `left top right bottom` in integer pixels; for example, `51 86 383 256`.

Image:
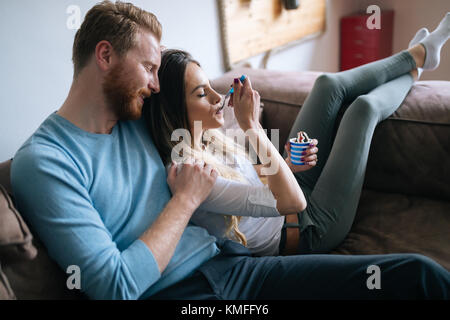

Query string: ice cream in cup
289 131 311 165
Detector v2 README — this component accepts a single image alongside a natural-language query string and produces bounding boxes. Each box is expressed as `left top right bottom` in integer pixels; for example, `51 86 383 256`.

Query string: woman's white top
170 155 285 256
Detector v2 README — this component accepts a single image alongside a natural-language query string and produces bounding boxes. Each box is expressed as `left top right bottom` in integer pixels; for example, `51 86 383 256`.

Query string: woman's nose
212 90 222 104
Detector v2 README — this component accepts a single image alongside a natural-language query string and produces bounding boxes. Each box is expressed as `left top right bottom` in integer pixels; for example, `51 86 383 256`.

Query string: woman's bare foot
410 69 419 81
408 44 426 69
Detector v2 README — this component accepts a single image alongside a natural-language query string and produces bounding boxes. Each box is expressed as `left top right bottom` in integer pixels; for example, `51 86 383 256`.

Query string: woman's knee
346 95 382 121
313 73 342 95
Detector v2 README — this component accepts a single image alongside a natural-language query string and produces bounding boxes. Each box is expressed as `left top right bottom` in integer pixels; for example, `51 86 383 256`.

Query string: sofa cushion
3 236 86 300
363 81 450 200
211 68 321 151
0 184 37 263
0 159 13 195
330 189 450 271
0 263 16 300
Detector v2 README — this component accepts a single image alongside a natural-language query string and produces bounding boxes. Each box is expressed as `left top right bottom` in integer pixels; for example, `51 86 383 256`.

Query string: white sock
420 12 450 70
409 28 429 78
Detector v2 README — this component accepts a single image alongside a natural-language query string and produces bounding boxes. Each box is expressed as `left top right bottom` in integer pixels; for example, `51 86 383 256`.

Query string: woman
144 14 450 256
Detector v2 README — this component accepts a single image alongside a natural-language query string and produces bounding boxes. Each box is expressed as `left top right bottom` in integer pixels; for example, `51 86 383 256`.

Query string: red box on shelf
340 10 394 71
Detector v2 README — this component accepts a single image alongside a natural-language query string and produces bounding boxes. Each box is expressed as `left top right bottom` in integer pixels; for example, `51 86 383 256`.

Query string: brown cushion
0 262 16 300
363 81 450 200
0 159 12 195
211 67 320 106
3 236 86 300
0 184 37 263
331 189 450 271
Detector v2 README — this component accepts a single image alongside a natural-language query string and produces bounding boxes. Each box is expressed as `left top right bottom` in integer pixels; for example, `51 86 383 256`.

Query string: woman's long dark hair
143 49 200 164
142 49 248 246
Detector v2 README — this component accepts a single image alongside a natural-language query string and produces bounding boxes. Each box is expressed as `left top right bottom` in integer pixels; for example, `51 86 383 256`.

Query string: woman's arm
246 123 307 214
231 77 307 215
168 163 281 217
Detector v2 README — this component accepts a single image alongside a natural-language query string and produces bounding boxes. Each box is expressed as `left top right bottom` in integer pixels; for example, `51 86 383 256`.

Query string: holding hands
167 159 218 210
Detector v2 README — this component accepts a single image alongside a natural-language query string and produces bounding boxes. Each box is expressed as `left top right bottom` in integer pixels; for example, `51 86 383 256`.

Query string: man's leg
223 253 450 300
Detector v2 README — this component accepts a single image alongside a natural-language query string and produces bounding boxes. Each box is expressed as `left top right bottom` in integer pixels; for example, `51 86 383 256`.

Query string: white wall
0 0 224 161
1 0 449 161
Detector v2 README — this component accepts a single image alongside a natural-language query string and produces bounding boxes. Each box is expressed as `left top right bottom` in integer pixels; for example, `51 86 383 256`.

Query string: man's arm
139 161 217 273
11 146 216 299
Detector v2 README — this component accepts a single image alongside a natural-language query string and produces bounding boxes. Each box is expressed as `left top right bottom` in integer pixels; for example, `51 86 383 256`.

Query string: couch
1 67 449 300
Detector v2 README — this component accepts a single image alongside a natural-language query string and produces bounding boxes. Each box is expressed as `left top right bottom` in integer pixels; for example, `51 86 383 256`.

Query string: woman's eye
198 93 207 97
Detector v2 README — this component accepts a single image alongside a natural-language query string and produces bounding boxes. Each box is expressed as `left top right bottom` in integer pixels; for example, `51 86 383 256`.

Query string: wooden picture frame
218 0 327 69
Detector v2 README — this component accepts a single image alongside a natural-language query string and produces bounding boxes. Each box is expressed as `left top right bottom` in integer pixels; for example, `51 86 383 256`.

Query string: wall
246 0 362 72
358 0 450 81
1 0 449 161
0 0 223 161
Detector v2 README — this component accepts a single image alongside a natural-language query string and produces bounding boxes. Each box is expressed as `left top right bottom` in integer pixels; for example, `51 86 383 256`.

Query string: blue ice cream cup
289 138 310 165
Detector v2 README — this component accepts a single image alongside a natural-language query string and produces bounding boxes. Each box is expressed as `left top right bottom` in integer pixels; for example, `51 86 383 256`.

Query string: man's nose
148 78 160 94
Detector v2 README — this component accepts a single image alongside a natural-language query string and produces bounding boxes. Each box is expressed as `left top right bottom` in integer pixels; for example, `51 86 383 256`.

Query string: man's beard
102 63 150 121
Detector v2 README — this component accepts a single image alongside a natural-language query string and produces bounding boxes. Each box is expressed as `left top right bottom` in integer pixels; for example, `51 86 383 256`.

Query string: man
11 1 218 299
11 1 449 300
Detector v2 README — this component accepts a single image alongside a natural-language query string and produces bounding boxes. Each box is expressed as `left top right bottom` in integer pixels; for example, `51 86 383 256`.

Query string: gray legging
285 50 417 254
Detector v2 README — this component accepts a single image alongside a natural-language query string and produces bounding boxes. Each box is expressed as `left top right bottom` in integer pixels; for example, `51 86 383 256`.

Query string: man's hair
72 0 162 77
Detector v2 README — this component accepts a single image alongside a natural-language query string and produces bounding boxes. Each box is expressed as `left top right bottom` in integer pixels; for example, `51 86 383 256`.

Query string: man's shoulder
14 114 72 165
11 138 74 183
12 114 80 182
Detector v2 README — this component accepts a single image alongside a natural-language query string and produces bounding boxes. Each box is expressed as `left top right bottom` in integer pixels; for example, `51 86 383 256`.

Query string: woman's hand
284 138 319 173
230 76 261 131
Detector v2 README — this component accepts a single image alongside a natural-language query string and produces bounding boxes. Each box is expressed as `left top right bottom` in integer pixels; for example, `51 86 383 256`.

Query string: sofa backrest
0 160 12 196
211 68 450 201
0 159 86 299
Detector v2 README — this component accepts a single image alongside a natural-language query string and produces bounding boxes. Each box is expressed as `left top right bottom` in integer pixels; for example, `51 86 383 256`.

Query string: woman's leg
299 73 414 253
286 50 417 189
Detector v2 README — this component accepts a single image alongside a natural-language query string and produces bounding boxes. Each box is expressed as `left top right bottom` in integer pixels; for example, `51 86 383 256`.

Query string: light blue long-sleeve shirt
10 112 219 300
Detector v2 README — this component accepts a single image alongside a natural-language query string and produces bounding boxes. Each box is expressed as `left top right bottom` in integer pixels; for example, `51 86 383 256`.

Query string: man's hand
140 159 218 274
167 159 218 210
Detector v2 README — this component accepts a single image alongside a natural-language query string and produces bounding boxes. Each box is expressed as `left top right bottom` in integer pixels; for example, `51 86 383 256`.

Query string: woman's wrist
240 119 261 132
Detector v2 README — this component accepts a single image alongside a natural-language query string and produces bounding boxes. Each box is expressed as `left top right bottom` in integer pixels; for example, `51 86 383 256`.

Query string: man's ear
95 40 116 72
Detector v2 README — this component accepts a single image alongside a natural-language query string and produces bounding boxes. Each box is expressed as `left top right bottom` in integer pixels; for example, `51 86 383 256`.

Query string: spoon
217 75 246 113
